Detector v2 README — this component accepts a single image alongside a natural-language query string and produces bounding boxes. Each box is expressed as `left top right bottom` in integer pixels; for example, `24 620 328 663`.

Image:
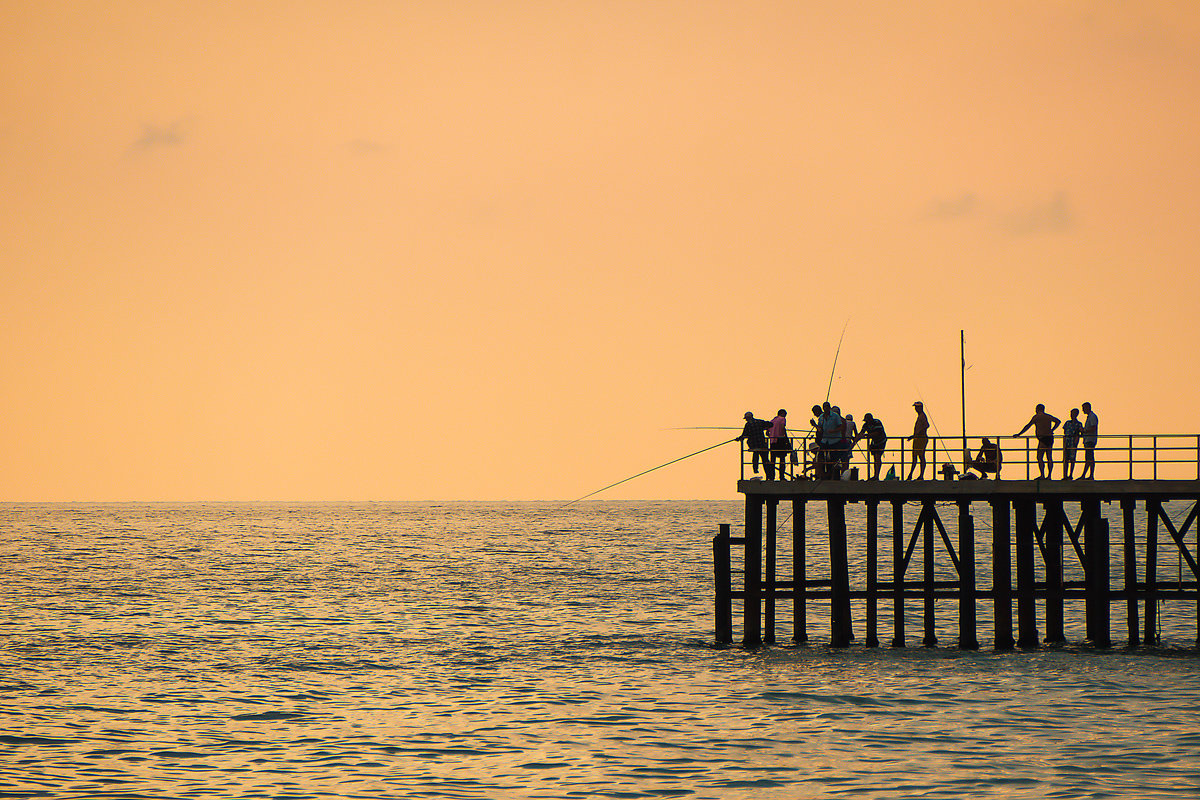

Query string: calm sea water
2 501 1198 799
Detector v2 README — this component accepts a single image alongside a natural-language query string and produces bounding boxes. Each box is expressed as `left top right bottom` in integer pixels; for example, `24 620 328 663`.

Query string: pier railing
741 434 1200 481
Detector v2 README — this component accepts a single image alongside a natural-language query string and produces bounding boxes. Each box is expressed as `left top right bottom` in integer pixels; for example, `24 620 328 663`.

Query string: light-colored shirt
1083 412 1099 440
769 415 787 441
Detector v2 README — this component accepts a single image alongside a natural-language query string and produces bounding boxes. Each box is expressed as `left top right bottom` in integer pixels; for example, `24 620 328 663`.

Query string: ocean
2 501 1198 799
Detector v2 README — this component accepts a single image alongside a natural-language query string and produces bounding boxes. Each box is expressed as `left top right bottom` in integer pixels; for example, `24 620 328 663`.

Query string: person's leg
1082 444 1095 478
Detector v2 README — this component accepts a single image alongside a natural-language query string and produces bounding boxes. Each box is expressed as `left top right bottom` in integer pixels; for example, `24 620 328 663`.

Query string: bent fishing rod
558 437 738 509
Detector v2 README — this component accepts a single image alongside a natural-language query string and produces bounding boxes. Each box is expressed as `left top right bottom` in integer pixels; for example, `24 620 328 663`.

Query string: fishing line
825 319 850 404
557 438 738 508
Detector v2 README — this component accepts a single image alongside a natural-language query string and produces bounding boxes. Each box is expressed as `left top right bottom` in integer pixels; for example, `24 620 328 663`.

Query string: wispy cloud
927 192 978 219
128 120 187 154
1001 192 1073 236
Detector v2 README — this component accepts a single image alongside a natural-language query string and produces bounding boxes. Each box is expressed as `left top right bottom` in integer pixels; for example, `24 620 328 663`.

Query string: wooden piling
992 499 1014 650
764 498 777 645
828 499 853 647
922 501 937 647
1044 500 1066 643
958 500 978 649
866 499 880 648
793 499 807 643
743 496 762 647
1083 499 1111 646
1145 499 1158 645
1014 499 1039 648
1122 499 1139 647
713 524 732 643
891 500 906 647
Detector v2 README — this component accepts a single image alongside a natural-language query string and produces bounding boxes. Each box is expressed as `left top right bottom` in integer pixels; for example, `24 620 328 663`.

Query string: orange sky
2 1 1199 500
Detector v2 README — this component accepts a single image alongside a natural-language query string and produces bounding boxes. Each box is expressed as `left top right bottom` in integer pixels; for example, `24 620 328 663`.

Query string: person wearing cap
907 402 930 480
736 412 773 478
768 409 793 479
854 413 887 479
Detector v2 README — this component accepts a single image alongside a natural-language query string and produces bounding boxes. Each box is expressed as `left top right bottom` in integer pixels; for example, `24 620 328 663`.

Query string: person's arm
1049 414 1061 432
1015 418 1034 436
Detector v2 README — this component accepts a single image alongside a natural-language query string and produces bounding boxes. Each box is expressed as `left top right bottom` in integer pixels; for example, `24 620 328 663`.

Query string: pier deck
715 473 1200 650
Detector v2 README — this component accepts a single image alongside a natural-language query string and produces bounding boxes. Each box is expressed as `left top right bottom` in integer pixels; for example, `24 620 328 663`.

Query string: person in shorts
855 413 887 480
1015 403 1062 479
1079 402 1099 479
1061 408 1083 479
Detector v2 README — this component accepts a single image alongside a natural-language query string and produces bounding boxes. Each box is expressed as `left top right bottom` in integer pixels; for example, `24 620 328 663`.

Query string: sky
2 1 1199 501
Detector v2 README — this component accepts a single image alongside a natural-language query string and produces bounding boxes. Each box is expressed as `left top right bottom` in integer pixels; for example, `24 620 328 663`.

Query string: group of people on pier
737 401 1099 481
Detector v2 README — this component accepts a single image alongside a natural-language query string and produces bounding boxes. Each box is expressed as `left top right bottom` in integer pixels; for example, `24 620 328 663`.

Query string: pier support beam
1014 500 1039 648
992 500 1014 650
1043 500 1065 643
923 500 937 647
828 499 853 647
1083 499 1111 647
743 496 762 647
891 500 906 647
958 500 978 649
1145 499 1159 645
1122 499 1139 647
713 524 732 644
764 499 777 645
792 500 807 643
866 499 880 648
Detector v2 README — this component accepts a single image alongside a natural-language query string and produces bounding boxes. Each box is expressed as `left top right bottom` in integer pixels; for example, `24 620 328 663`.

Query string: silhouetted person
855 413 887 479
965 438 1002 479
1015 403 1061 479
817 402 844 479
1061 408 1082 479
769 409 792 479
737 411 773 478
907 402 929 480
1080 401 1099 479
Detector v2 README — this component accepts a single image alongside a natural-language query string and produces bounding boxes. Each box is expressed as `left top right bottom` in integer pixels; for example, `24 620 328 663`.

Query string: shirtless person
1015 403 1062 479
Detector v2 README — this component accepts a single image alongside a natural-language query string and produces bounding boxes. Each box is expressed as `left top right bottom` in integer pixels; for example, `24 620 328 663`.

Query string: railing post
1025 438 1031 480
1153 436 1158 480
1129 436 1134 480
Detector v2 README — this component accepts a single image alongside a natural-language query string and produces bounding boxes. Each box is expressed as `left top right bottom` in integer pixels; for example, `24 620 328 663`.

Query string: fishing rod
557 438 738 509
825 320 850 404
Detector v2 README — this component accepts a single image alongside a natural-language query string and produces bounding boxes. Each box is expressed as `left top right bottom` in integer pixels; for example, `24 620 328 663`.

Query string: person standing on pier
906 402 929 480
855 413 887 479
817 402 844 479
737 412 773 479
769 409 792 479
1061 408 1083 479
1079 402 1099 479
1015 403 1062 479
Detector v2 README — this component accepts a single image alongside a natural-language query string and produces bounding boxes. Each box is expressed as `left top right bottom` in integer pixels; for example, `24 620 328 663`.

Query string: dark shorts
1037 435 1053 449
1083 438 1097 449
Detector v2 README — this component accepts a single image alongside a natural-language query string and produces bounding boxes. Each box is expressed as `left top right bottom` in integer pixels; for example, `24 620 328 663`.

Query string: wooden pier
714 479 1200 648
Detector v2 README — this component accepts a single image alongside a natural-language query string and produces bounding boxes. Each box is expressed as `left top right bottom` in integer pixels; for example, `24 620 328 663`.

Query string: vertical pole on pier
958 500 978 649
992 500 1014 650
866 499 880 647
1122 499 1139 647
1083 499 1111 646
1014 499 1039 648
828 499 853 647
764 499 777 645
1044 500 1066 643
1144 499 1159 645
891 500 906 647
743 495 763 647
793 500 808 643
922 500 937 647
713 524 732 644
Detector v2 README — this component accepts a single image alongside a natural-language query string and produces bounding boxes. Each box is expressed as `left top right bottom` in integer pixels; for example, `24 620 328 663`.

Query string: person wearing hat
736 412 773 478
907 401 930 480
